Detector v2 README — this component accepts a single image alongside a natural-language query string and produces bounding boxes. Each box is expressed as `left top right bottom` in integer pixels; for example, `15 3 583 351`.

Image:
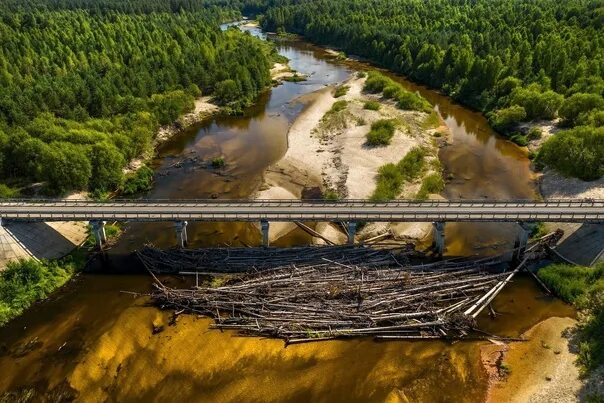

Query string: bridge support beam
347 222 357 245
432 222 445 257
513 222 532 263
89 220 106 250
260 220 270 247
175 221 188 248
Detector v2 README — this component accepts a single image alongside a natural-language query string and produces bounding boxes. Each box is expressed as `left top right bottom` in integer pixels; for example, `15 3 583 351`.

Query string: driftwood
142 231 563 343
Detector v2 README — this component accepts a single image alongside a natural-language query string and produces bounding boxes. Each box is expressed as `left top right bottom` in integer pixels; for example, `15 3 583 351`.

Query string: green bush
364 101 381 111
510 86 564 120
397 147 427 180
396 90 432 113
366 119 396 146
121 165 154 195
536 126 604 180
383 84 402 99
0 258 80 326
490 105 527 132
211 156 226 168
370 163 403 201
527 127 543 140
330 100 348 113
364 71 391 93
0 184 18 198
416 173 445 199
334 85 350 98
559 93 604 127
356 71 367 78
510 133 529 146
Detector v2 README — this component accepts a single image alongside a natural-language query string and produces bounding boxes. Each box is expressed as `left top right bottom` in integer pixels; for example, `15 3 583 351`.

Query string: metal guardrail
0 198 602 223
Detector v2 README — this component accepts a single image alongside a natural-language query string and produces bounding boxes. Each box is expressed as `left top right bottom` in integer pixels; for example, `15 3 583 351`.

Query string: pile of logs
144 231 564 343
137 244 414 273
150 258 512 343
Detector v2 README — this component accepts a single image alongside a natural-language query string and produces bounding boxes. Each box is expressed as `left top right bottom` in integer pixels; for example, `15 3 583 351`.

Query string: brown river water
0 24 568 402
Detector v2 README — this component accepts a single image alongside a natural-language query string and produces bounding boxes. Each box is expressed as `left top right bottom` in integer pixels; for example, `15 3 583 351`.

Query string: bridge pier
261 220 270 247
89 220 107 250
432 222 445 257
175 221 188 248
347 222 357 245
513 222 532 262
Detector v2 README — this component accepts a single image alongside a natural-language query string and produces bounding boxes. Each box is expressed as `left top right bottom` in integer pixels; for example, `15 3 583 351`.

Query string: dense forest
257 0 604 180
0 1 275 195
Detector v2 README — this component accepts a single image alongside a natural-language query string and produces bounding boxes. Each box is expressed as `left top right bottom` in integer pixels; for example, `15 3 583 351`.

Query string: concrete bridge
1 198 602 258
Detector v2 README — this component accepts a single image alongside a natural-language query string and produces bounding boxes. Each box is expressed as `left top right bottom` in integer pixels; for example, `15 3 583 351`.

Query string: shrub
0 184 19 198
0 258 79 326
356 71 367 78
416 173 445 199
383 84 402 99
536 126 604 180
323 189 339 200
366 119 396 146
211 156 226 168
510 87 564 120
370 163 403 201
397 147 427 180
364 101 381 111
490 105 527 132
364 71 391 93
396 90 432 112
559 93 604 126
330 100 348 113
334 85 349 98
527 127 543 140
510 133 528 146
121 165 154 195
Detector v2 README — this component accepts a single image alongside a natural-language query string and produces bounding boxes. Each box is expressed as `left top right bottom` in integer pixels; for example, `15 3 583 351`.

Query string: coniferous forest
0 0 274 195
257 0 604 180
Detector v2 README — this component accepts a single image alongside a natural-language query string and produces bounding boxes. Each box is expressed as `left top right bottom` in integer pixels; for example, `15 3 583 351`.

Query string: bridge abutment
513 222 532 262
261 220 270 247
432 222 445 257
175 221 188 248
89 220 106 250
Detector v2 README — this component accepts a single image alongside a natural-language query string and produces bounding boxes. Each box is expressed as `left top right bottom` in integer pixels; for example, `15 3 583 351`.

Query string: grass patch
330 100 348 113
121 165 154 195
370 163 403 201
366 119 396 146
211 156 225 168
510 133 529 146
364 101 381 111
323 189 339 200
0 256 83 326
397 147 427 180
334 85 350 98
356 71 367 78
530 222 548 240
283 73 307 82
370 146 429 201
422 111 441 130
364 71 432 113
538 263 604 375
416 172 445 199
315 100 349 139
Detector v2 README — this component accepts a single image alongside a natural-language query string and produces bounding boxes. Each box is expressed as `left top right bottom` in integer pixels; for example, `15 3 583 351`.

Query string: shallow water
0 24 567 401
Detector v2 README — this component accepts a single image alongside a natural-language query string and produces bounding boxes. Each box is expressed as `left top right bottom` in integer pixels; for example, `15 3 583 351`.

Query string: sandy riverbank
255 75 444 243
483 317 583 403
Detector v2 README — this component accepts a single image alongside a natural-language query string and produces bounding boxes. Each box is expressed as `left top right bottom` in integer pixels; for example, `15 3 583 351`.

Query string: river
0 23 569 402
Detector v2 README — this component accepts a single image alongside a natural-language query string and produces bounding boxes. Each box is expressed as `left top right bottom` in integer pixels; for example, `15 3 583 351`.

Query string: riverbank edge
297 38 603 202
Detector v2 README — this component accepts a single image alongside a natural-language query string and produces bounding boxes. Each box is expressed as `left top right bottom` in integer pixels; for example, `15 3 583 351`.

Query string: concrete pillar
432 222 446 257
261 220 270 247
89 220 106 250
513 222 531 262
347 222 357 245
175 221 188 248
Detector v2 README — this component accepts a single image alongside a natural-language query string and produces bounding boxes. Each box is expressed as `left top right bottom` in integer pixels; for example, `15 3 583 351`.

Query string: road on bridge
0 199 602 223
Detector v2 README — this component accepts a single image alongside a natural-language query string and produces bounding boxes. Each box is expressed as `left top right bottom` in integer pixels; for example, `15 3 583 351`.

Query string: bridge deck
0 199 602 223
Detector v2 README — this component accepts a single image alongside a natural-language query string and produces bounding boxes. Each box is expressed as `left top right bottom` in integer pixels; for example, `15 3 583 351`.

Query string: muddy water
0 24 566 402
